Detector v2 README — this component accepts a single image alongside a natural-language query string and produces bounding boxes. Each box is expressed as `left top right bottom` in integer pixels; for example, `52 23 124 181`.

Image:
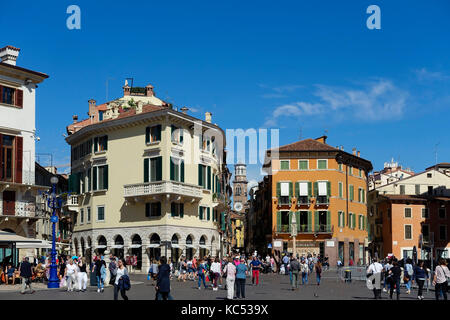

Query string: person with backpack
114 258 129 300
156 256 171 300
404 258 413 294
433 258 450 300
289 257 300 290
315 261 323 286
413 261 428 300
388 259 402 300
301 258 309 285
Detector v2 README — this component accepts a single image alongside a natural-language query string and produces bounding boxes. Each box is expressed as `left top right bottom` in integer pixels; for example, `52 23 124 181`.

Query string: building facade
252 136 373 266
65 82 229 271
0 45 48 263
368 167 450 260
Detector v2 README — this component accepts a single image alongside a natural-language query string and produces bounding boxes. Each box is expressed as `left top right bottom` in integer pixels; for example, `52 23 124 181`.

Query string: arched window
115 235 124 245
200 236 206 245
235 186 241 196
186 235 193 245
171 234 179 244
150 234 160 244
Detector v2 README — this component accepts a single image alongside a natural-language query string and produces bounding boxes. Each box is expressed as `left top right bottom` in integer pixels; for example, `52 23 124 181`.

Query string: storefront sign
326 241 335 247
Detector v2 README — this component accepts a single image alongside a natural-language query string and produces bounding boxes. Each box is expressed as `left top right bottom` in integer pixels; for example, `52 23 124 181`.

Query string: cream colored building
65 82 229 272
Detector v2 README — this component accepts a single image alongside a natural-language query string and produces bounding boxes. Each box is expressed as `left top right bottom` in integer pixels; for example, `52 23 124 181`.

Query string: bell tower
233 164 248 213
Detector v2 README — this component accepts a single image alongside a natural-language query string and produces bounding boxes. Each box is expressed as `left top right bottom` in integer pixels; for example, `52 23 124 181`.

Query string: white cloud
264 79 408 126
415 68 450 81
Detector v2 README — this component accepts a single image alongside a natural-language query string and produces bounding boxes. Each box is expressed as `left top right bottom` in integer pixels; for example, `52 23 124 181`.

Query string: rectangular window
338 182 343 198
87 207 91 222
338 163 342 171
298 160 308 170
348 166 352 175
170 157 183 182
404 225 412 240
99 111 103 121
359 169 362 177
422 208 429 218
415 184 420 195
199 206 208 221
95 135 108 152
438 207 446 219
145 202 161 217
317 160 327 170
428 186 433 195
97 206 105 221
400 185 405 195
280 160 290 170
146 125 162 144
422 224 429 242
0 85 22 107
349 185 354 201
404 208 412 218
171 125 183 144
170 202 184 217
1 134 15 181
198 164 207 188
80 208 84 224
439 225 447 241
95 165 108 190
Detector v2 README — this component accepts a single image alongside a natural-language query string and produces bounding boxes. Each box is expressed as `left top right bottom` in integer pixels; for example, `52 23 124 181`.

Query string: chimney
72 115 78 123
340 146 344 151
357 150 360 157
205 112 212 123
145 84 154 97
180 107 189 114
352 148 356 155
315 135 327 144
0 46 20 66
136 101 143 114
88 99 96 117
123 79 130 96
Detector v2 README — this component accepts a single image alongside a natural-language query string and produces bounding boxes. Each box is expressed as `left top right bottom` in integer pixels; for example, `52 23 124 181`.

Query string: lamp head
50 176 59 185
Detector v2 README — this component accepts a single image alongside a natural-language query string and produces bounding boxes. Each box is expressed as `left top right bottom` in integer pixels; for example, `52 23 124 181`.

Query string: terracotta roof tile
275 138 338 152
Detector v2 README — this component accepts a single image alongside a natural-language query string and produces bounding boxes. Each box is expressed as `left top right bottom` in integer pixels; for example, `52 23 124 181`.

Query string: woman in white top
433 258 450 300
210 257 221 291
77 257 88 292
64 259 77 292
114 258 129 300
223 258 236 300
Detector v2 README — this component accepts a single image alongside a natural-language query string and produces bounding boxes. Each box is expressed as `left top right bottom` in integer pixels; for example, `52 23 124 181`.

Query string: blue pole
47 183 59 288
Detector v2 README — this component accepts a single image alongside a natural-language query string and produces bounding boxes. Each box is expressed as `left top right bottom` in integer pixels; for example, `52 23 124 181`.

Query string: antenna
105 77 115 101
126 77 134 89
299 127 302 140
434 143 440 165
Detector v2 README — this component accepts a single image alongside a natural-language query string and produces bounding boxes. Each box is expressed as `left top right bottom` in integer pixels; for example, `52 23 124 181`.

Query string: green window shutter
180 160 185 183
295 182 299 199
353 214 356 229
314 211 319 232
339 183 342 198
103 165 108 190
288 211 292 233
207 166 211 190
221 212 226 231
362 189 365 203
156 156 162 181
338 212 342 227
93 167 97 191
198 164 203 187
180 203 184 218
296 211 300 232
308 182 312 200
327 181 331 196
145 127 150 143
277 211 281 232
156 124 161 141
207 207 210 220
199 207 203 220
145 203 150 217
349 185 354 201
170 157 174 181
327 211 331 230
314 182 318 197
180 128 183 143
276 182 281 198
94 137 98 152
68 174 73 193
289 182 293 202
144 158 149 182
358 189 361 202
171 202 176 217
171 125 175 141
358 215 361 229
308 211 312 232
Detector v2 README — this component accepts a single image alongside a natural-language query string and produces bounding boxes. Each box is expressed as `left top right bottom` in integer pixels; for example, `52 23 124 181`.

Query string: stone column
141 244 150 274
344 238 349 266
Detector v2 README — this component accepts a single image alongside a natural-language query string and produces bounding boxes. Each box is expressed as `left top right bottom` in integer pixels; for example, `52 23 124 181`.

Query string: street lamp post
291 214 298 258
47 176 61 288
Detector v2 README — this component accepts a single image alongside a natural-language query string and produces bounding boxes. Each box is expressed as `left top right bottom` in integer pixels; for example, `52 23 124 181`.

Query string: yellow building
65 82 229 271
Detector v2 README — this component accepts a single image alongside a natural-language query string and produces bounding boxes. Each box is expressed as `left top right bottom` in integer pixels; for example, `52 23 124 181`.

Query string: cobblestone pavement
0 272 437 300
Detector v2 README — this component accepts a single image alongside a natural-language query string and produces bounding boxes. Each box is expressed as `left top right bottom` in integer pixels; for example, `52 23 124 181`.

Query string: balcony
314 224 333 234
276 224 333 234
124 181 203 202
277 196 291 206
315 196 329 206
296 196 310 207
63 195 80 213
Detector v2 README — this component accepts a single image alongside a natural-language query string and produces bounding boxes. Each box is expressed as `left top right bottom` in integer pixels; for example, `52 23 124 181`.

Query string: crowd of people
366 256 450 300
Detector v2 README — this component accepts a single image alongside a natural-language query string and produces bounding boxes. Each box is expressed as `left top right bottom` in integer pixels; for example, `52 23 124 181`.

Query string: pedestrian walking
94 255 106 293
366 258 383 299
404 258 413 294
156 256 171 300
108 256 117 286
388 259 402 300
282 254 289 275
210 257 221 291
114 258 129 300
77 257 88 292
301 259 309 285
315 261 323 286
223 257 236 300
235 258 248 299
433 258 450 300
289 257 300 290
250 256 262 285
413 261 428 300
197 259 208 289
64 259 77 292
19 257 35 294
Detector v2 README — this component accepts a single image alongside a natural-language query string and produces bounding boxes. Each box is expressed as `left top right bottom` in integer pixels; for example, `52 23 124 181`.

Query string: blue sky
2 1 450 189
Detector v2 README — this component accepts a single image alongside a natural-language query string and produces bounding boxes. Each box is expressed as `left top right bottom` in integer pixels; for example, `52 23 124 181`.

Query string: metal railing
124 180 203 198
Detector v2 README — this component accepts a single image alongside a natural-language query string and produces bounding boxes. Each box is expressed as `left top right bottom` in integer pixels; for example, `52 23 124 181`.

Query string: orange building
260 136 373 266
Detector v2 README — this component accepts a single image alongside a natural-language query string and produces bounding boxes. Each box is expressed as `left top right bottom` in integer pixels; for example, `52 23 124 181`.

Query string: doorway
3 191 15 215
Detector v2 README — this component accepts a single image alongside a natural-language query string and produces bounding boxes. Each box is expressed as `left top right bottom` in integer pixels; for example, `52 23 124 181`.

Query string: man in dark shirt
388 259 402 300
20 257 34 294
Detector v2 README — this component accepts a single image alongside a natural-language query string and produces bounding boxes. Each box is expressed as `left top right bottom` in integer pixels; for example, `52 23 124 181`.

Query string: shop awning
147 244 159 248
16 239 52 249
171 244 180 248
185 244 194 248
111 245 124 249
0 230 42 244
130 244 142 248
96 245 107 249
199 245 208 249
